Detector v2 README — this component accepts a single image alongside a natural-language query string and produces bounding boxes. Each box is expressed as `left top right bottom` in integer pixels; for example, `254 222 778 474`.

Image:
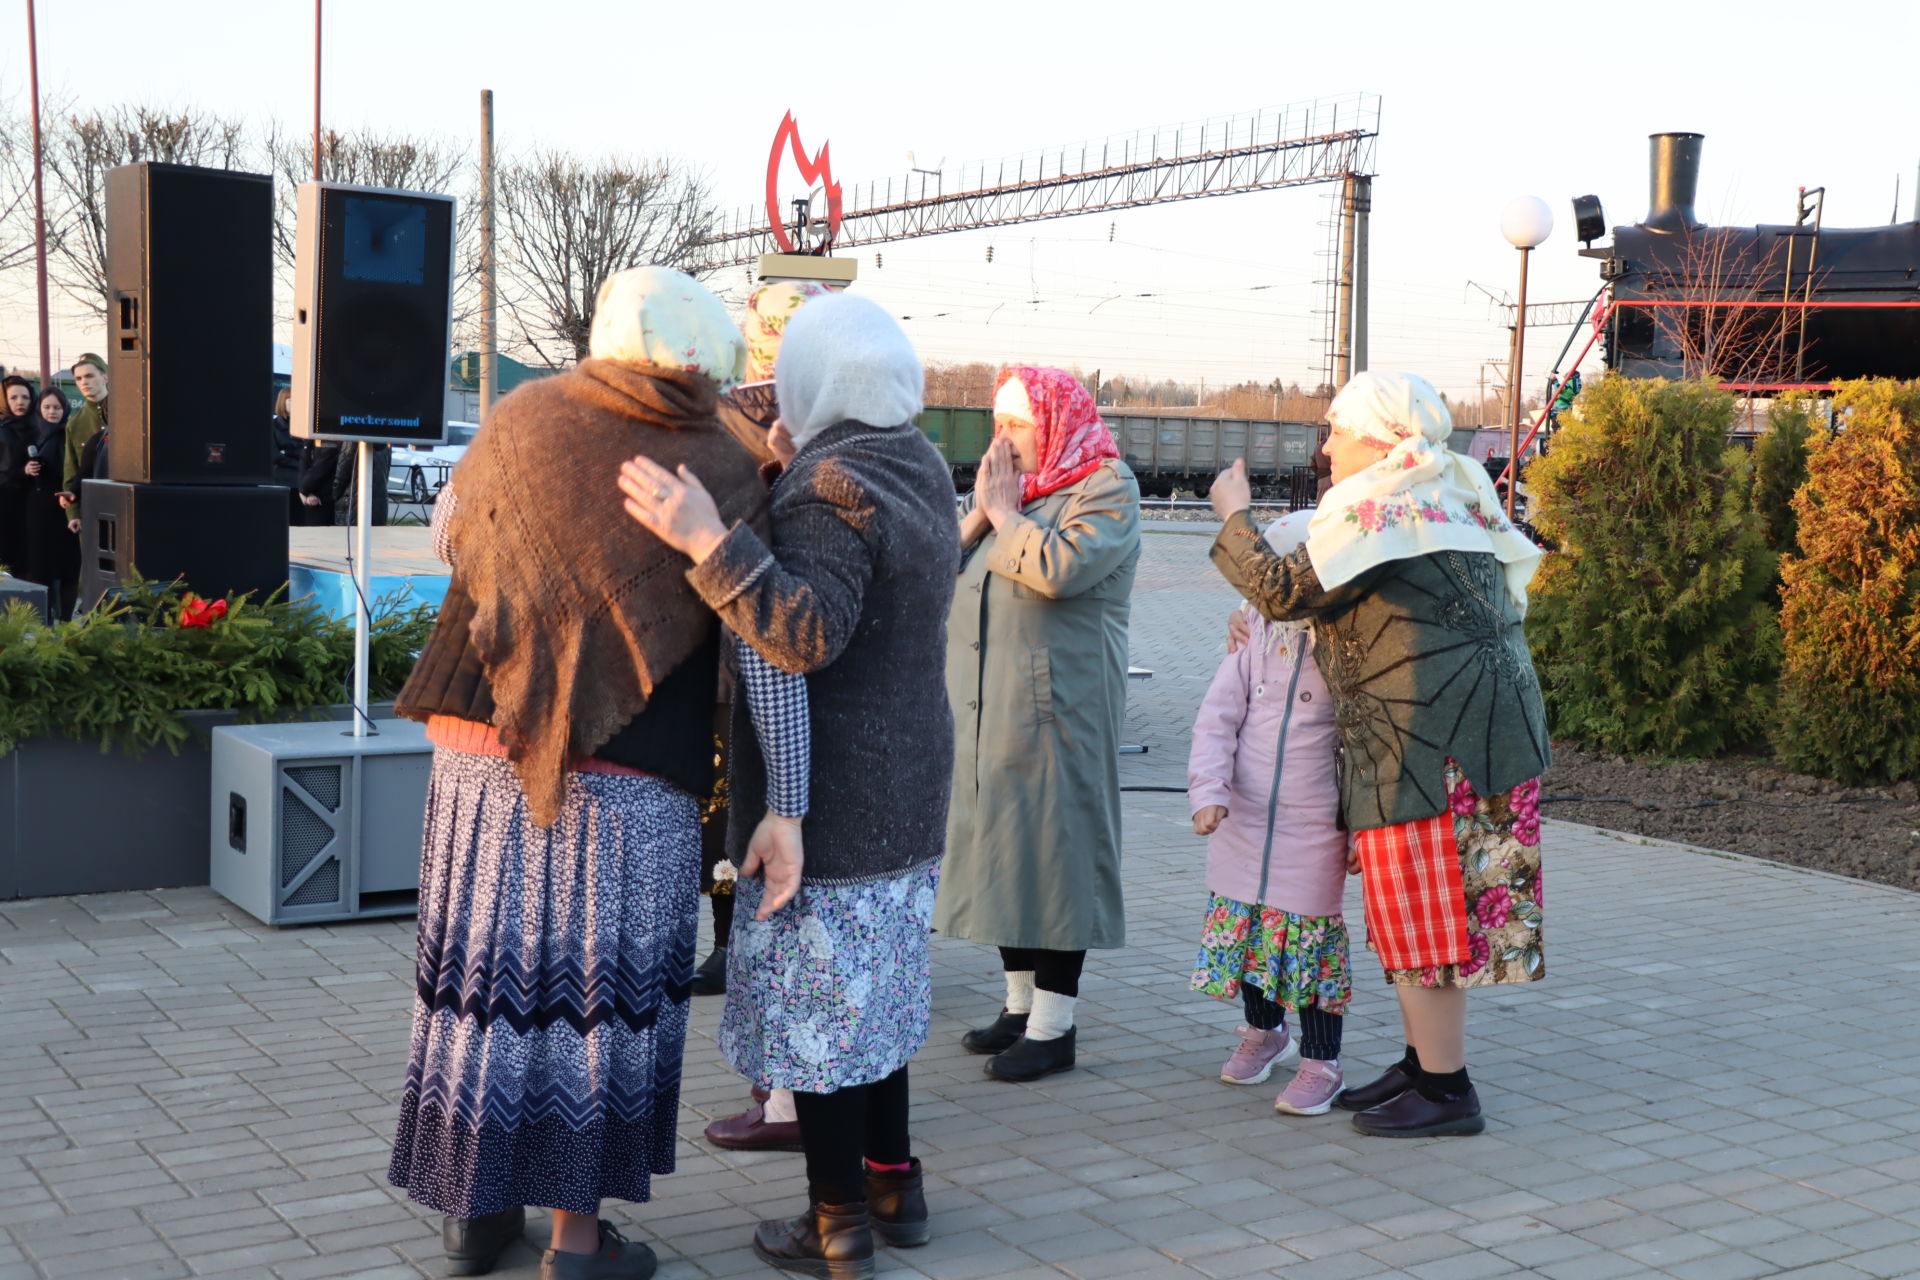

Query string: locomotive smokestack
1644 132 1705 233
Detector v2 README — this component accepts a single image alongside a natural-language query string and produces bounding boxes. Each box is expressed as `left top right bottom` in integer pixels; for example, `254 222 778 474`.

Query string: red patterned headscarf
995 366 1120 505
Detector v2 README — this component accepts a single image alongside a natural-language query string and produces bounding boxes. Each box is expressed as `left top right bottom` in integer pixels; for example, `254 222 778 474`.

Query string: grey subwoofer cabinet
210 719 432 925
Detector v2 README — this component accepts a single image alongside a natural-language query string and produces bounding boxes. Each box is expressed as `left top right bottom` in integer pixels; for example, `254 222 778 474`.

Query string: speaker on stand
205 182 457 927
87 161 287 608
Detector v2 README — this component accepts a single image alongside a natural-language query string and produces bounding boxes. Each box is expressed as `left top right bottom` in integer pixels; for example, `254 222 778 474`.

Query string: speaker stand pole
352 440 376 739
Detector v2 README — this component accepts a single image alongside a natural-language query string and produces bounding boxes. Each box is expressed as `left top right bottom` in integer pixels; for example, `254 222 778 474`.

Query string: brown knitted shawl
406 358 768 826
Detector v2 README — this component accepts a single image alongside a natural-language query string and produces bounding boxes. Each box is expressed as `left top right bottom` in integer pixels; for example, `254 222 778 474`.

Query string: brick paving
4 530 1920 1280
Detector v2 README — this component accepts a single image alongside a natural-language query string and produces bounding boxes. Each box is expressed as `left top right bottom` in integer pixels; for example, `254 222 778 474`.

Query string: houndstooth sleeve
734 633 810 818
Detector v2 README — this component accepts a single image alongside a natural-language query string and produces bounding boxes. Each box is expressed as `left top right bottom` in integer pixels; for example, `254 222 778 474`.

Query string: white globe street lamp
1501 196 1553 519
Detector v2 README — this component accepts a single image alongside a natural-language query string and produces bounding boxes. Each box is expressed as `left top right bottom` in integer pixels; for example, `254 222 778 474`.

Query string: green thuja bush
1773 380 1920 783
1525 376 1778 755
0 580 434 757
1751 396 1818 556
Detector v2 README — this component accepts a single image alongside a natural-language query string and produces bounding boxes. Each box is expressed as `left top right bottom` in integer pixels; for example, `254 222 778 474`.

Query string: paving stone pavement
5 530 1920 1280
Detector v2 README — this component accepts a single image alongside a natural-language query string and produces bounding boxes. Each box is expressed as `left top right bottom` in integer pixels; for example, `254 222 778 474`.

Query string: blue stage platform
288 526 450 619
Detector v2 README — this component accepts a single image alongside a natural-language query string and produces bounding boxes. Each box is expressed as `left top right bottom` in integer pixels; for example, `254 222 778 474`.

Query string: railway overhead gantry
696 95 1382 385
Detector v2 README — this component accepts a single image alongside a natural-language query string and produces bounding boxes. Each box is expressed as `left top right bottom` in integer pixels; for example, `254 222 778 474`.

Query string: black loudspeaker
80 480 289 607
292 183 455 446
106 163 275 485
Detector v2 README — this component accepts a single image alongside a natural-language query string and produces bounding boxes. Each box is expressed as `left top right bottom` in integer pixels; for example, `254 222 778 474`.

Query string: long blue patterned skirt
722 862 940 1095
389 748 699 1217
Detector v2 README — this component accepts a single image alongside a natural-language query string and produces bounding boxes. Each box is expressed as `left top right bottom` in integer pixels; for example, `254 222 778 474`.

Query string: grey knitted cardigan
687 420 961 885
1210 509 1550 831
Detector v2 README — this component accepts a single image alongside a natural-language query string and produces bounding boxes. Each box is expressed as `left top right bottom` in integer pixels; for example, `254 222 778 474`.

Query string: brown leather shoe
704 1102 803 1152
752 1199 874 1279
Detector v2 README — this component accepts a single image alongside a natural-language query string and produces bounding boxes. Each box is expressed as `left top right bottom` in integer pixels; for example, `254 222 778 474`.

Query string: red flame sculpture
765 111 843 254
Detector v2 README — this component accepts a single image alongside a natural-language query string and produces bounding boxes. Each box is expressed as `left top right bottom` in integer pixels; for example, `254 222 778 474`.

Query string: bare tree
43 105 248 314
263 125 469 269
0 104 49 277
496 151 718 364
1650 229 1805 392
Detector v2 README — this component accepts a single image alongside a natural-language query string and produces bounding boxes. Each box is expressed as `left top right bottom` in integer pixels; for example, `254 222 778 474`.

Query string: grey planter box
0 703 397 900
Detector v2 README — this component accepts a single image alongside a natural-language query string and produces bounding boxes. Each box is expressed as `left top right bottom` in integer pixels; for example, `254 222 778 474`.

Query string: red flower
1474 884 1514 930
179 596 229 629
1461 931 1490 976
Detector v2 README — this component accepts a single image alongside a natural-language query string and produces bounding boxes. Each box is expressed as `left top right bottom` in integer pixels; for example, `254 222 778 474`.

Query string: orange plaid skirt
1353 812 1470 971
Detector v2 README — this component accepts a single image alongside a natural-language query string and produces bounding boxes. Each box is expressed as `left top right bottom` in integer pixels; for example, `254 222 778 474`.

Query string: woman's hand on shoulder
619 455 729 563
1225 607 1251 653
766 419 796 467
741 812 804 919
1193 805 1228 836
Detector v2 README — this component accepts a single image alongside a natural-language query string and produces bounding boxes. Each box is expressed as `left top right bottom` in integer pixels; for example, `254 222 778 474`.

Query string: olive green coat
934 459 1141 951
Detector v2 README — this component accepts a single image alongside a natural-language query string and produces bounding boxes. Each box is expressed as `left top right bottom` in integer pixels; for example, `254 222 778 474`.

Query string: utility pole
478 90 498 420
1350 174 1371 376
1333 174 1357 389
26 0 50 387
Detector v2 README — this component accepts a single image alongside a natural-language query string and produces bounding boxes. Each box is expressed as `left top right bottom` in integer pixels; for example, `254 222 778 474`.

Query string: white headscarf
1305 371 1542 615
774 294 923 446
588 266 745 387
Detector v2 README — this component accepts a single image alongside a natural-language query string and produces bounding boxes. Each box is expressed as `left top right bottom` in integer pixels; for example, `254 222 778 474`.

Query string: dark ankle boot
865 1158 929 1247
443 1205 525 1275
961 1008 1028 1055
752 1199 874 1280
984 1027 1076 1082
690 946 728 997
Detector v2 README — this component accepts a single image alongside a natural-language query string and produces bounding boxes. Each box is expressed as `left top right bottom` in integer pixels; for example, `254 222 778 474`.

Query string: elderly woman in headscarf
388 266 797 1280
935 367 1142 1084
1207 370 1549 1138
696 279 841 1157
621 293 959 1280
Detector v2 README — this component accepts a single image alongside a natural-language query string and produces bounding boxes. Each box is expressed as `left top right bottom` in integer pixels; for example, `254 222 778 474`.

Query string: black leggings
1241 983 1342 1061
709 890 735 947
792 1066 911 1206
998 947 1085 997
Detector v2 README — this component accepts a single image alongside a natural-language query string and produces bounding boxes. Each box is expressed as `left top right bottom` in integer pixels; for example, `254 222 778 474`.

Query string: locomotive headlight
1572 194 1606 247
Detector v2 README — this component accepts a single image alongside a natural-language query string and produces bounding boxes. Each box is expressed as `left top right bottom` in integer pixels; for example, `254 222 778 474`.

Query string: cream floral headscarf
743 280 840 382
1304 371 1542 614
588 266 746 387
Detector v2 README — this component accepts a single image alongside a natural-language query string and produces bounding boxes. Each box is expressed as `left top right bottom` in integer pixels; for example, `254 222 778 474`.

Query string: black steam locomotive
1583 133 1920 390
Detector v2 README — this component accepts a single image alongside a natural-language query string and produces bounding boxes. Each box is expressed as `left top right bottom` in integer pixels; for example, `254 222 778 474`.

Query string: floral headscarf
995 366 1120 505
743 280 839 382
588 266 745 387
1305 371 1541 614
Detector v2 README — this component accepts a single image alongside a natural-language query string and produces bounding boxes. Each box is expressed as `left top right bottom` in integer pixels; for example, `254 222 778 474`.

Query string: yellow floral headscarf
743 280 840 382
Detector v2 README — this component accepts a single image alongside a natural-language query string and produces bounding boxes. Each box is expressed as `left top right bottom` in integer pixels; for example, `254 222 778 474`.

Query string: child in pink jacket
1188 511 1352 1115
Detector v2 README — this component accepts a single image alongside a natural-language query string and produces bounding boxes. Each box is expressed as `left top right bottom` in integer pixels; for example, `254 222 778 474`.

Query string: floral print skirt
1368 763 1543 990
722 861 940 1094
1191 897 1352 1016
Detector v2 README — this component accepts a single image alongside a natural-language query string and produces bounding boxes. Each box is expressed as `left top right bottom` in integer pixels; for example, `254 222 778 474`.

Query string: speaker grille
287 764 343 811
280 788 336 887
284 858 341 907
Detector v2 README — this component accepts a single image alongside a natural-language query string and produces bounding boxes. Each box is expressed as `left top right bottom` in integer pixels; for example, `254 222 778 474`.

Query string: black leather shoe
865 1158 929 1248
961 1009 1028 1055
690 947 727 997
752 1199 875 1280
1334 1060 1417 1111
1352 1084 1485 1138
985 1028 1076 1082
443 1205 525 1276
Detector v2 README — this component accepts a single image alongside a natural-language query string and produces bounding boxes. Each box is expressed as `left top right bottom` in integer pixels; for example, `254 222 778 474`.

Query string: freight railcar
916 405 1330 497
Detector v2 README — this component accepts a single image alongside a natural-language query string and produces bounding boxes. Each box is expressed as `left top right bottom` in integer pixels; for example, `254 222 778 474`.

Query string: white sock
764 1088 797 1124
1025 989 1076 1041
1004 970 1036 1015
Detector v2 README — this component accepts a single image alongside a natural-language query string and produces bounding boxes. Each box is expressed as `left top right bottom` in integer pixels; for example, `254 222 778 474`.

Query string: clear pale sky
5 0 1916 408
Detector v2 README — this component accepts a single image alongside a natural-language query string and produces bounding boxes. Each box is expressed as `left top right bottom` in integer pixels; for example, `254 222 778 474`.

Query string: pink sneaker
1220 1024 1297 1085
1273 1058 1344 1115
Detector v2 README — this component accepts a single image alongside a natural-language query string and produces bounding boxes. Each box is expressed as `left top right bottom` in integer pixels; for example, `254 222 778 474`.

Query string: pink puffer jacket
1187 612 1348 918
